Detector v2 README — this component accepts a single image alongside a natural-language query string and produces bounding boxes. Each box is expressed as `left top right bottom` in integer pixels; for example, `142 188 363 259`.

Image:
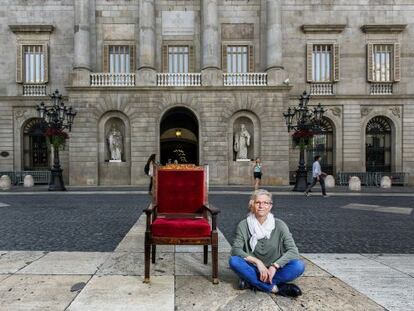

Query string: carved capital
390 106 401 118
330 107 341 117
14 109 27 120
361 107 373 117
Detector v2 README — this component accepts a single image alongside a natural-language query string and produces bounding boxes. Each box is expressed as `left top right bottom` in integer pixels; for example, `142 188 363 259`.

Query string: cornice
301 24 346 34
361 24 407 34
9 25 55 33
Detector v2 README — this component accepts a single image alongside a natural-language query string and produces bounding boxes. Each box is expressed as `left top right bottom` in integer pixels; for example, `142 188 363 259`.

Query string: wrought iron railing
223 73 267 86
336 172 408 186
0 170 51 185
157 73 201 86
23 84 47 96
90 73 136 86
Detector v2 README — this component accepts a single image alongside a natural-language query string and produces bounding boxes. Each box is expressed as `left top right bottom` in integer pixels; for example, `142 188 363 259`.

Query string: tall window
168 46 189 73
372 44 392 82
227 46 248 73
109 46 131 73
312 45 332 82
306 118 334 175
366 116 391 172
24 45 45 83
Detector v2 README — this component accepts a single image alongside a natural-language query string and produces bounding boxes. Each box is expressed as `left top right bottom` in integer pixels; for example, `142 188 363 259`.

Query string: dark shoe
277 283 302 297
238 279 250 290
304 192 309 197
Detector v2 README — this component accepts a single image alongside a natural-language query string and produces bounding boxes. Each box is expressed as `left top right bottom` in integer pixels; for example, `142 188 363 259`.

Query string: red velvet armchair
143 164 220 284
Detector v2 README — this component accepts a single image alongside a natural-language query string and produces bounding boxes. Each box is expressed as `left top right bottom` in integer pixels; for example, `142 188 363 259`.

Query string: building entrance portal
160 107 199 165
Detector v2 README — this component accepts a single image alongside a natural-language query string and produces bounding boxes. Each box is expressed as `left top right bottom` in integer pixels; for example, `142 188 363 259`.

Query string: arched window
366 116 391 172
22 118 49 170
306 117 334 175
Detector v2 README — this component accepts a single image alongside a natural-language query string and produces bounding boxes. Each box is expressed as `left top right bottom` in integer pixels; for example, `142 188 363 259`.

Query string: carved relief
15 109 27 120
360 107 373 117
390 106 401 118
329 107 341 117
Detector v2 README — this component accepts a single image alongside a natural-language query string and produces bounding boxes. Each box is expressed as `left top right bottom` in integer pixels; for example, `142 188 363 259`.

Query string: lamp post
36 89 76 191
283 91 325 191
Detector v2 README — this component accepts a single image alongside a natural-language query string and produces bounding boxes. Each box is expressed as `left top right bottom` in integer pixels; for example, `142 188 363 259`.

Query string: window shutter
333 44 340 82
129 44 136 72
43 43 49 83
367 43 374 82
189 45 195 72
16 44 23 83
393 43 400 82
162 45 168 72
103 45 109 72
222 45 227 72
248 45 254 72
306 43 313 82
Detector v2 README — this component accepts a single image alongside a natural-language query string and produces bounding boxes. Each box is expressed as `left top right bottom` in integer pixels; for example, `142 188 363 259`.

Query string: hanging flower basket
44 128 69 150
292 129 314 150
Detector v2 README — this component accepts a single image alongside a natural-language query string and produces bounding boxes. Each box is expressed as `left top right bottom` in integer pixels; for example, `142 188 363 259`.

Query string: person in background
229 189 305 297
304 155 327 197
146 154 156 195
253 158 263 190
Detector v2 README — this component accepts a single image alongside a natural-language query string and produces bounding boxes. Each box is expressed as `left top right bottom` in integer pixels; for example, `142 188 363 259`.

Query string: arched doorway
160 107 198 165
306 117 334 175
366 116 391 172
22 118 49 170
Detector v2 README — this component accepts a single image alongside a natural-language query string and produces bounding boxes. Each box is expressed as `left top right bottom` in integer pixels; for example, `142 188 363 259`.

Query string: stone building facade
0 0 413 186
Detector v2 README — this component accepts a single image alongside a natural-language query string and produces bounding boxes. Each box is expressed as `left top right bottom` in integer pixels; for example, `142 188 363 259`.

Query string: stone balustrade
370 83 393 95
156 73 202 87
310 83 334 95
223 73 268 86
23 84 47 96
90 73 136 87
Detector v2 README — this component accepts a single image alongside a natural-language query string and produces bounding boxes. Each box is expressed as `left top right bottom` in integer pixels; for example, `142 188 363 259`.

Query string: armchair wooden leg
152 244 156 264
203 245 208 264
212 232 219 284
144 234 151 283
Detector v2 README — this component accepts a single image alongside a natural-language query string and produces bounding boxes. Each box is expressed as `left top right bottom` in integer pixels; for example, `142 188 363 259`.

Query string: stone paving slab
18 252 111 275
0 251 46 274
97 251 174 276
0 274 91 311
304 253 414 311
363 254 414 277
0 274 9 282
66 275 174 311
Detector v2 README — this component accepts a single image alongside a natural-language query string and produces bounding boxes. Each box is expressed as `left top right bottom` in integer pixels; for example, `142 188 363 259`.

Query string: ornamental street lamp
283 91 325 191
36 89 76 191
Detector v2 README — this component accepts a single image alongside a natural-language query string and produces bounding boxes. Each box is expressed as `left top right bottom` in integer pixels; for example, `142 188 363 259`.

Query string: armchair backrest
156 166 206 214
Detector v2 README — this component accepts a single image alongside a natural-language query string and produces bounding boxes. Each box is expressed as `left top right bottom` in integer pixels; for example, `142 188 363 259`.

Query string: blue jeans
229 256 305 293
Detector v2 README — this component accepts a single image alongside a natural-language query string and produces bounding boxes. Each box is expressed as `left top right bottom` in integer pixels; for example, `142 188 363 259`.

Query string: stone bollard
348 176 361 191
325 175 335 188
24 175 34 188
0 175 12 190
380 176 392 189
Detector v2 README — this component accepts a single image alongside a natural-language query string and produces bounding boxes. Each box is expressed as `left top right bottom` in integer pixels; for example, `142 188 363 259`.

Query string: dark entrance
160 107 198 165
22 118 49 170
366 116 391 172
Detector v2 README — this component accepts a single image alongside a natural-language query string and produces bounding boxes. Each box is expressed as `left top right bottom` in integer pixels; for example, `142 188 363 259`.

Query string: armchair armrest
203 204 220 231
143 203 158 231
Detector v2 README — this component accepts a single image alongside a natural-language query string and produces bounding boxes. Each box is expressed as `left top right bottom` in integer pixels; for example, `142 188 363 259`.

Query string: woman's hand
256 261 269 282
267 265 277 283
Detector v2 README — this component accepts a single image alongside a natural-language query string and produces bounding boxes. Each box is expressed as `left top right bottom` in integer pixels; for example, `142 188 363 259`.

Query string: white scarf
247 212 275 252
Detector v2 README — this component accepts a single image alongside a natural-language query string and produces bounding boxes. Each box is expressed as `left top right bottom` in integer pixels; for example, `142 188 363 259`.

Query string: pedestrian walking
253 158 263 190
304 155 327 197
145 154 156 195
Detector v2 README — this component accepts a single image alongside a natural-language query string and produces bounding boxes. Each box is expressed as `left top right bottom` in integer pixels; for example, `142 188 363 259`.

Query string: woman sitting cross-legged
229 189 305 297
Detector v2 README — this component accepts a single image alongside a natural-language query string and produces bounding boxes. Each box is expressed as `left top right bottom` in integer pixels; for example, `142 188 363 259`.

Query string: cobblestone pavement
0 191 412 253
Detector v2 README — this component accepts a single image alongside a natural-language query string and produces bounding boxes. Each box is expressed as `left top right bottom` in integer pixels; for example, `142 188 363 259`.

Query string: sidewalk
2 214 408 311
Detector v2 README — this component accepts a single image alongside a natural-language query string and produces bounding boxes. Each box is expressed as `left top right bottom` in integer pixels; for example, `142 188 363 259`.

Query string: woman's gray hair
248 189 273 212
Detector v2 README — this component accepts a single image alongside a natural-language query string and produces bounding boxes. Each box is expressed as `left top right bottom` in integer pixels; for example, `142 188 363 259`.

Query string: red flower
292 129 314 139
44 128 69 140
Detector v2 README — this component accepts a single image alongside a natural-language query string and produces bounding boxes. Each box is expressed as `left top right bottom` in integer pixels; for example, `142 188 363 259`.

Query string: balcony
309 83 334 95
370 83 393 95
223 73 267 86
23 84 47 96
90 73 136 87
157 73 201 87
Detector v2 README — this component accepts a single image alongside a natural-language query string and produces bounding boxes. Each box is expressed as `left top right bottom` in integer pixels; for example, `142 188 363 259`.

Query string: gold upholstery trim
160 164 203 170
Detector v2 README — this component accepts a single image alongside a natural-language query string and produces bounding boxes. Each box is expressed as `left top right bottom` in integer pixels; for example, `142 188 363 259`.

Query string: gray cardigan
231 218 300 267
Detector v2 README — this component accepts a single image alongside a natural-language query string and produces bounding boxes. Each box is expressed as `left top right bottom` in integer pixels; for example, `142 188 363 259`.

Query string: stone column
265 0 287 86
136 0 157 86
201 0 222 86
72 0 91 86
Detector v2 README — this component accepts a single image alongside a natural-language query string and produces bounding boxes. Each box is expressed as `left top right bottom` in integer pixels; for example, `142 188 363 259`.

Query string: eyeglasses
254 201 272 207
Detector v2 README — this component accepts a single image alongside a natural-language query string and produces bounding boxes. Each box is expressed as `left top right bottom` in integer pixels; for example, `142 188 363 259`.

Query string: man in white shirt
304 155 327 197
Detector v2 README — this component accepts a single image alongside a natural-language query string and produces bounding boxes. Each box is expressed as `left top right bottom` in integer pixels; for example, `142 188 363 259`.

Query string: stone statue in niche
107 125 123 161
234 123 251 160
